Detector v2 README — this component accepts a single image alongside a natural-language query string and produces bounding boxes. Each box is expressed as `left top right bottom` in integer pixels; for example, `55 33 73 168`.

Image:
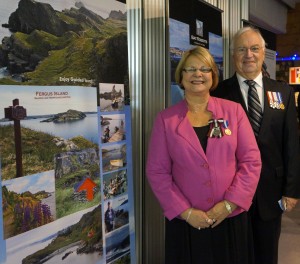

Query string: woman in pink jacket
146 46 261 264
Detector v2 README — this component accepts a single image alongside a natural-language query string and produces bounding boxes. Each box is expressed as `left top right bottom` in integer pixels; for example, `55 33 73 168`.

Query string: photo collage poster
98 83 134 264
168 0 223 105
0 1 135 264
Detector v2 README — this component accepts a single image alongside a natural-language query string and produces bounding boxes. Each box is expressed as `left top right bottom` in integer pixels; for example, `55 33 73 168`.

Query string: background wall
250 0 300 34
277 3 300 58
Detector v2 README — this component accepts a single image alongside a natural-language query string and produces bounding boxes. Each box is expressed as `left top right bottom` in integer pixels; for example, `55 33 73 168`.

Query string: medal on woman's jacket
208 119 224 138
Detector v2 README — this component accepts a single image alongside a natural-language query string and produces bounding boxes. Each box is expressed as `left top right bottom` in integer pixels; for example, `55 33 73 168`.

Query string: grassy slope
0 12 127 86
0 124 97 180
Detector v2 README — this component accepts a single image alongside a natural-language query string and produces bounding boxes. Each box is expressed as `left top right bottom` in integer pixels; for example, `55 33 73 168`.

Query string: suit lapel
258 77 274 139
225 75 248 112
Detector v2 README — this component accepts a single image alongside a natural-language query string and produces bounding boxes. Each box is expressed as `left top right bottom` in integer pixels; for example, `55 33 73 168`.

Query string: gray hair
230 26 266 54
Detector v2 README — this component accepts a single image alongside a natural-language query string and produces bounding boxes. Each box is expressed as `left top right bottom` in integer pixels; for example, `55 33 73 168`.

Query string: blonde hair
175 46 219 90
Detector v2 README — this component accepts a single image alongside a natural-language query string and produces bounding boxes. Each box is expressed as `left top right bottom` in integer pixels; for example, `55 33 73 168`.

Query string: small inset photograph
196 19 203 37
99 83 124 112
100 114 126 144
103 169 127 200
104 195 129 235
105 225 130 263
102 143 126 173
54 149 100 219
2 172 55 239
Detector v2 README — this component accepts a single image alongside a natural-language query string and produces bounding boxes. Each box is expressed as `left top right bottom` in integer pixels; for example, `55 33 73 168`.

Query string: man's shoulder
263 77 294 95
211 75 238 97
222 74 240 85
263 77 290 88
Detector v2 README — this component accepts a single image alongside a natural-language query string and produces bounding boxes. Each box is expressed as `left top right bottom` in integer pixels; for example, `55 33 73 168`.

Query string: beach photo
102 143 126 173
100 114 126 144
99 83 125 112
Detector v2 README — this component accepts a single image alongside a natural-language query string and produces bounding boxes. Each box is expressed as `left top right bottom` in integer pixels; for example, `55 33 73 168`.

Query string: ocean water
5 205 101 264
0 113 99 144
43 245 102 264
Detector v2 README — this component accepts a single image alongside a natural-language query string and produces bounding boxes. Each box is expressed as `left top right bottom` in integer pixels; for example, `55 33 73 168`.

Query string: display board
169 0 223 105
0 1 135 264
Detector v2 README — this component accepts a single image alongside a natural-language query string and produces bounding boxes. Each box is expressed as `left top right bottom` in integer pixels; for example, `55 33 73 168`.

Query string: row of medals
270 101 285 110
212 126 231 136
189 108 231 137
209 122 231 137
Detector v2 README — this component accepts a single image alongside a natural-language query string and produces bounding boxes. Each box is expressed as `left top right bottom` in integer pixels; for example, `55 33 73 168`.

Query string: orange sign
76 177 97 201
289 67 300 84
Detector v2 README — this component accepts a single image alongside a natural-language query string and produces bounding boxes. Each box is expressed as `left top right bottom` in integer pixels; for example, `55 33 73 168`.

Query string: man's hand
282 196 298 212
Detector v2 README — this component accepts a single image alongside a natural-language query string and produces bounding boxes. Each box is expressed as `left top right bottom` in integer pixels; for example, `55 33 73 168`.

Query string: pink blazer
146 97 261 220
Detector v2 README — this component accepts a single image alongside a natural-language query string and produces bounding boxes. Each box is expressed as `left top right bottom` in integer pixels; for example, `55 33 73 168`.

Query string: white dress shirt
236 72 264 112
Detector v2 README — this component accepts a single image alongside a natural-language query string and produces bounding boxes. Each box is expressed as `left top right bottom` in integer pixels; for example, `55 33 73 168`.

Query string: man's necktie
245 80 263 137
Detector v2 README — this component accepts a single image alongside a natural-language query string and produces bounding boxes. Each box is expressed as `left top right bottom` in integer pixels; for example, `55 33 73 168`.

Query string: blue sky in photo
209 32 223 58
0 85 97 118
169 18 192 50
2 171 55 193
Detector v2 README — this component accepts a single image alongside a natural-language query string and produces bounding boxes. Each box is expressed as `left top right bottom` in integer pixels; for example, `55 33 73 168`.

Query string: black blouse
193 125 210 153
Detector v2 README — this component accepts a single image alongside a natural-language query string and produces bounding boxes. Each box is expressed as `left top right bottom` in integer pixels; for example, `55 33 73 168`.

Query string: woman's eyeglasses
182 67 212 74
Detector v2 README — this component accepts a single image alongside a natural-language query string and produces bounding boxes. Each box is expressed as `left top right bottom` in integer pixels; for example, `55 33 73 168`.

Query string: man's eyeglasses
235 46 262 55
182 66 212 74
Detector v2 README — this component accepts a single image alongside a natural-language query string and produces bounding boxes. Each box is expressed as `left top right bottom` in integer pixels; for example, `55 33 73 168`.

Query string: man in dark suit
104 201 115 233
211 26 300 264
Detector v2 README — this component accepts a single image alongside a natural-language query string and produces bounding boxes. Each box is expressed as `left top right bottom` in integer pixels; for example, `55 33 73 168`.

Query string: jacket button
203 163 209 169
205 181 212 187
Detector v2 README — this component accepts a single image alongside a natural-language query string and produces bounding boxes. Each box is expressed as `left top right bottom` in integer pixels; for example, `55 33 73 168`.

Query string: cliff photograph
0 0 128 87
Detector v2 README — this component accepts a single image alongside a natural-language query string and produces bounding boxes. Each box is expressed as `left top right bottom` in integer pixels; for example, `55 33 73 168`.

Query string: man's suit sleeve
282 83 300 198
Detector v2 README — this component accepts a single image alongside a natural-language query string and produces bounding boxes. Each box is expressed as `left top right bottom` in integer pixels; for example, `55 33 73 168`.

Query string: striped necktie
245 80 262 136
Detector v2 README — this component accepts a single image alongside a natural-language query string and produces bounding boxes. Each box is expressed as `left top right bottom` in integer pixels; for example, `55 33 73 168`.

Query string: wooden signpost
4 99 27 178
